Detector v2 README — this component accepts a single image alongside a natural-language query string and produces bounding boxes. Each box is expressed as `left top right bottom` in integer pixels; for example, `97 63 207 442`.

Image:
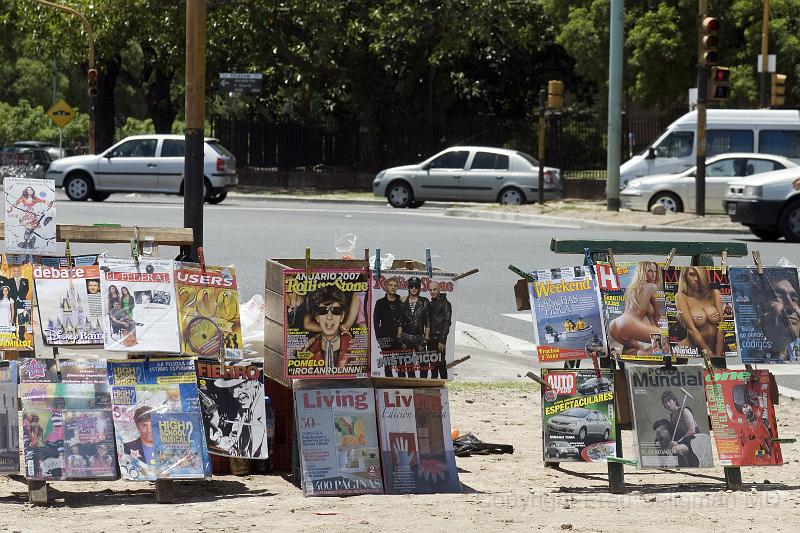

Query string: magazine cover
294 387 383 496
40 255 99 268
705 369 782 466
284 269 371 380
377 388 460 494
176 264 243 359
664 266 736 358
0 257 34 351
595 261 669 362
626 364 713 468
0 361 18 474
370 270 456 380
541 369 616 463
108 357 210 481
99 257 180 353
34 264 104 346
196 359 267 459
19 358 117 480
4 177 56 254
730 266 800 363
528 266 606 362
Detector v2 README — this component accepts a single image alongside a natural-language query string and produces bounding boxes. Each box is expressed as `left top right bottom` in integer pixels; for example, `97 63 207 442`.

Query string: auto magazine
595 261 669 362
108 357 210 481
541 368 616 463
370 270 456 379
195 358 267 459
528 266 607 362
729 266 800 363
376 388 460 494
294 387 383 496
704 369 782 466
663 266 736 358
176 264 243 359
34 264 103 346
19 358 117 480
99 257 180 353
626 364 714 469
283 269 371 380
0 256 34 351
4 177 56 255
0 361 18 474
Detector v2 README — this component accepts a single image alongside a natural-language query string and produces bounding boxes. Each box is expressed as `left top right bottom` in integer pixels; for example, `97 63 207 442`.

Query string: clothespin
721 250 728 276
663 351 673 369
446 354 471 369
664 247 677 271
583 247 594 268
607 248 619 284
130 226 140 268
426 248 433 279
525 371 552 391
508 264 536 283
590 351 602 380
453 268 479 281
65 238 72 268
375 248 382 279
197 247 206 274
363 248 370 273
305 247 311 276
701 349 715 381
752 250 763 275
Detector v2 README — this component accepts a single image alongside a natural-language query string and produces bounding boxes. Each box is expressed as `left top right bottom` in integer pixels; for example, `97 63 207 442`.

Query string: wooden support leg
27 480 48 505
608 421 625 494
724 467 743 491
155 479 175 503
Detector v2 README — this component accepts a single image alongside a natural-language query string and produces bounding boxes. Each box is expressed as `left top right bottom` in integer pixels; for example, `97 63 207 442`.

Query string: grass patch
447 381 538 393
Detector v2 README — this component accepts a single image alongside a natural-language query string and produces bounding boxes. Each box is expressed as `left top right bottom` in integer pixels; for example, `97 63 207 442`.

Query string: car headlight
626 180 642 190
743 185 763 199
374 171 385 184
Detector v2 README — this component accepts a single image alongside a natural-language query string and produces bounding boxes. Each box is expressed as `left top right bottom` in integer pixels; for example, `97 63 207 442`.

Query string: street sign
757 54 776 73
46 99 76 129
219 72 262 94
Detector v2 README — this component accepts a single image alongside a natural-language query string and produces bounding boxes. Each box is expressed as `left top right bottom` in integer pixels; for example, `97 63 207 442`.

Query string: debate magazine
294 387 383 496
34 264 103 346
541 368 616 463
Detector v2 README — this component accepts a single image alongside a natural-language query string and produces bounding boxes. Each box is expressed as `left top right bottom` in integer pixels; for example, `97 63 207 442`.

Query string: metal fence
212 110 681 179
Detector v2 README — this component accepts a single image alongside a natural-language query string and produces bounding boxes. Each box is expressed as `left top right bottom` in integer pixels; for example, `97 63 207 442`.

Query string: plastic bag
240 294 265 358
370 251 395 271
335 230 357 259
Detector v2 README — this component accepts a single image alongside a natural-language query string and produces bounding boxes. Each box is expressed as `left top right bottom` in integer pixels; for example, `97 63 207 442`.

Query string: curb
227 193 460 209
443 208 751 235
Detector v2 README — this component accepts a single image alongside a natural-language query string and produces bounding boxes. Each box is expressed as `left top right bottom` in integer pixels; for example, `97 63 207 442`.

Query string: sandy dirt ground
0 381 798 533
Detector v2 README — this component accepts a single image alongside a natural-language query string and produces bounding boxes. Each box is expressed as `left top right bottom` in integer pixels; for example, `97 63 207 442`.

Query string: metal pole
696 0 709 217
606 0 624 211
184 0 207 261
760 0 770 108
537 89 546 205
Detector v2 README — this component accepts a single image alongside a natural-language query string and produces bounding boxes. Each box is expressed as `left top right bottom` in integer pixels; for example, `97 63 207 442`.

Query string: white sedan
619 153 798 214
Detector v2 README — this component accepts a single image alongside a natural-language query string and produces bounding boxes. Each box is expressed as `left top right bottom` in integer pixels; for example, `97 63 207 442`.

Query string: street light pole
33 0 96 154
760 0 770 108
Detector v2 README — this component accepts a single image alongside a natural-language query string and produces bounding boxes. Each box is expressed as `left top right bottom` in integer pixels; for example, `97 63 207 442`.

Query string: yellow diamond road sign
46 99 75 129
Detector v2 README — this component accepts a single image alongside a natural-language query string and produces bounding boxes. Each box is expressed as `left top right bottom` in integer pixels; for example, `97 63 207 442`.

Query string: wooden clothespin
197 246 206 274
752 250 763 275
363 248 370 273
130 226 140 269
721 250 728 275
374 248 382 279
508 264 536 283
525 371 552 391
446 354 471 369
664 247 677 271
453 268 479 281
701 349 715 380
426 248 433 279
65 238 72 268
607 248 619 284
305 247 312 276
590 351 602 380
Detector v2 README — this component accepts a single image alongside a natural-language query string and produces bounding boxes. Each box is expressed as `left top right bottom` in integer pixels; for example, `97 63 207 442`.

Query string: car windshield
207 140 234 157
563 408 589 418
516 151 539 168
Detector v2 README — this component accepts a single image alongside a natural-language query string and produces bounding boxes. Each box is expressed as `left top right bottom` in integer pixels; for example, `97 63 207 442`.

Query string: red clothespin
591 351 602 380
197 246 206 274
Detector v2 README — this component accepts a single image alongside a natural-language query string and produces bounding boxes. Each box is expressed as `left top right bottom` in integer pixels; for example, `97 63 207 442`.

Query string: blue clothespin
375 248 381 279
426 248 433 278
583 247 594 268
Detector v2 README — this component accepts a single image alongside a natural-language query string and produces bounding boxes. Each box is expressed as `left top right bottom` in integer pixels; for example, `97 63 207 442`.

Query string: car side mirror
646 147 656 160
105 152 113 159
422 163 430 172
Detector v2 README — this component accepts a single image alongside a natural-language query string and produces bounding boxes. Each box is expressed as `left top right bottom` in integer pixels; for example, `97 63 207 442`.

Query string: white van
620 109 800 188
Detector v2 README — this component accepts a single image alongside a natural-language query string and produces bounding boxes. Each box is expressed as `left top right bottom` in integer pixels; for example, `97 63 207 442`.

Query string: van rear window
707 130 753 156
759 130 800 158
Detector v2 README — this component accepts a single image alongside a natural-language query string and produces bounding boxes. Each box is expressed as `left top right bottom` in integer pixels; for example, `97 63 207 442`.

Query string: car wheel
387 181 413 208
603 428 610 440
748 226 782 241
207 191 227 204
578 427 587 440
409 200 425 208
648 192 683 213
91 192 111 202
65 172 94 201
779 201 800 242
498 187 525 206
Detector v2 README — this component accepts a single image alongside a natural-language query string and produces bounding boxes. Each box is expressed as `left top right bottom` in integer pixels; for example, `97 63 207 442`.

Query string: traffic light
771 73 787 107
700 16 720 65
547 80 564 109
708 66 731 101
87 68 98 97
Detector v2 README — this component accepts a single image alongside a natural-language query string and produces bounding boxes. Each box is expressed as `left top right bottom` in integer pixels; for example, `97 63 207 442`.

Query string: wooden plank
155 479 175 503
56 225 194 246
27 480 48 505
550 238 748 257
264 287 284 323
264 317 284 356
724 467 743 491
264 345 291 388
514 279 530 311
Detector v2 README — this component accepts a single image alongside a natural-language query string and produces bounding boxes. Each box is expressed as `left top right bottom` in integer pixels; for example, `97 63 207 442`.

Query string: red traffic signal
700 17 720 65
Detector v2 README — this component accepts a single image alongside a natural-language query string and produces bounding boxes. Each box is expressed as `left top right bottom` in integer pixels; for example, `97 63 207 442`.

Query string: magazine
376 388 460 494
176 264 243 359
0 361 18 474
0 257 34 351
40 255 99 268
283 269 371 380
34 264 104 346
19 358 117 480
626 364 713 468
370 271 456 380
705 369 782 466
541 369 616 463
294 387 383 496
99 257 180 353
4 177 56 254
595 261 669 362
196 359 267 459
729 266 800 363
528 266 607 362
664 266 736 358
108 357 210 480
